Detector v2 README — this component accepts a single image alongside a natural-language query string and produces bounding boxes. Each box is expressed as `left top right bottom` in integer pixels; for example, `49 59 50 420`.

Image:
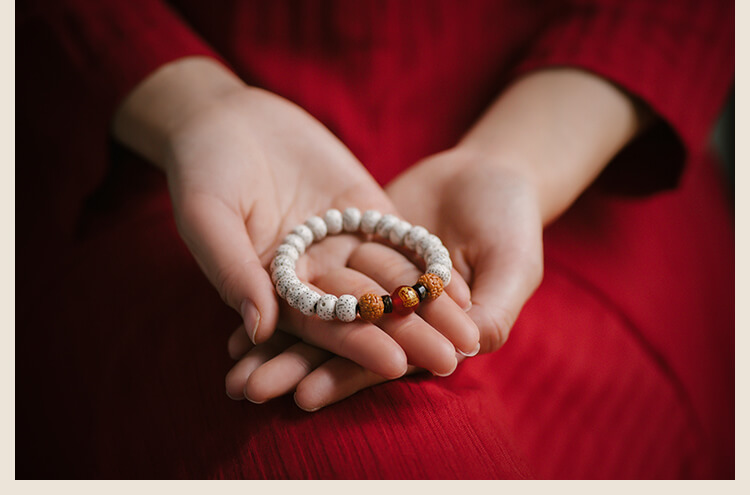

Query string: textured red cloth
16 0 734 479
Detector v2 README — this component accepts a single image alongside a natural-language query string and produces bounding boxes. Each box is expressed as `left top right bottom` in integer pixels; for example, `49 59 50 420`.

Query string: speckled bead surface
404 225 429 250
275 275 298 299
360 210 382 234
305 216 327 241
297 288 321 316
335 294 358 322
271 255 295 271
283 233 306 256
276 244 299 261
417 233 443 257
271 265 295 285
418 273 444 300
375 214 399 238
426 263 452 285
342 207 362 232
316 294 338 320
324 209 343 235
285 282 307 308
389 220 411 246
292 224 314 247
425 246 452 268
359 293 385 321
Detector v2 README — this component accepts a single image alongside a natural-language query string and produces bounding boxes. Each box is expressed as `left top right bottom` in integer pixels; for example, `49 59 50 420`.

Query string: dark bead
382 295 393 313
355 303 360 315
412 283 428 301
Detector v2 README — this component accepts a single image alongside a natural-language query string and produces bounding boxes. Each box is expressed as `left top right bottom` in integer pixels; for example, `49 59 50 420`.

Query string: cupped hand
228 146 543 410
386 147 544 353
154 82 478 390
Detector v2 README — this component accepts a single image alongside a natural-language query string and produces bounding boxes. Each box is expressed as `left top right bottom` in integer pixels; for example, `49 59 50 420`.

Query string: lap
16 155 733 479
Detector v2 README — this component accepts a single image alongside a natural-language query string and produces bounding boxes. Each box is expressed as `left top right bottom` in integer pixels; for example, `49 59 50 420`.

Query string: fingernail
463 301 473 312
458 342 481 358
241 299 260 345
294 393 321 412
432 357 458 377
226 390 244 401
244 390 266 404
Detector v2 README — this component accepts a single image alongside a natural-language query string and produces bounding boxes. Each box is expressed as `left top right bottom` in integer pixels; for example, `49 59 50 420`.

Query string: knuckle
214 264 240 306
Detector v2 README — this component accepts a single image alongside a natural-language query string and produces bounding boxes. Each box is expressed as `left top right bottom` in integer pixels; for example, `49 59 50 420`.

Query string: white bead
285 282 307 308
426 251 452 269
335 294 358 322
427 263 452 285
316 294 338 320
283 233 306 256
275 274 299 298
425 245 452 267
271 254 295 271
276 243 299 261
417 233 443 257
271 265 295 285
404 225 429 250
375 214 399 238
425 244 449 260
360 210 382 234
297 288 321 316
342 207 362 232
323 209 343 235
389 220 412 246
292 224 314 247
305 216 327 241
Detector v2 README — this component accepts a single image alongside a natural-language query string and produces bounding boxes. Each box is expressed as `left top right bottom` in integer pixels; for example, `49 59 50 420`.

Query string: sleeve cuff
510 1 733 193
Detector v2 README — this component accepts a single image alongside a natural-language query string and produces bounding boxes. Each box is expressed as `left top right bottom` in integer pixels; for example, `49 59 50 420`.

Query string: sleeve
17 0 227 234
510 0 734 194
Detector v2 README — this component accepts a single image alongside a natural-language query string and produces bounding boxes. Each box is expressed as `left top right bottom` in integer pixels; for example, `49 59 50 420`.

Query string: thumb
467 236 543 354
175 194 279 345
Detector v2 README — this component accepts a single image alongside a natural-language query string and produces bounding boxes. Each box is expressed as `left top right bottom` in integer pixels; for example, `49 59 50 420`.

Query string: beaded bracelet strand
269 207 453 323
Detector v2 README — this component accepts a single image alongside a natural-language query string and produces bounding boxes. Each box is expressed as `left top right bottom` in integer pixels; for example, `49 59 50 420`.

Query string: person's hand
222 68 647 411
386 148 544 352
112 58 480 395
224 146 542 411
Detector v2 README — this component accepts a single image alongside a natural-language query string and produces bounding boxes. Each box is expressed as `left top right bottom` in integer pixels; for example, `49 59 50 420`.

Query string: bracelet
270 208 452 322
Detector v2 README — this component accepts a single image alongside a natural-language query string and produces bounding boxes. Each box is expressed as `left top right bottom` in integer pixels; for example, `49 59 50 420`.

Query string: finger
228 324 252 360
175 194 279 345
225 331 298 400
313 267 458 376
294 358 421 412
278 279 408 380
467 235 544 354
348 242 480 356
244 342 332 404
445 265 473 311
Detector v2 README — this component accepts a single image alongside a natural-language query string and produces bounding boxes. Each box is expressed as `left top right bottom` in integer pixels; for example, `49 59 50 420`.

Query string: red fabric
16 0 734 479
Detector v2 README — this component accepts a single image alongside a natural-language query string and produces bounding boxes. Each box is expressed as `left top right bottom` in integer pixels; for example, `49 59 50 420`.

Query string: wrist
425 145 545 224
457 68 646 223
112 56 246 170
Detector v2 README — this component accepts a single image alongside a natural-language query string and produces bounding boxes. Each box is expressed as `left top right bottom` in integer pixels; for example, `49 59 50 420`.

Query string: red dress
16 0 734 479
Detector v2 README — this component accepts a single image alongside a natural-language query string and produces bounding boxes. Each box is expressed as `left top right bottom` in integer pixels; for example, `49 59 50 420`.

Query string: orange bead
418 273 444 300
358 293 384 321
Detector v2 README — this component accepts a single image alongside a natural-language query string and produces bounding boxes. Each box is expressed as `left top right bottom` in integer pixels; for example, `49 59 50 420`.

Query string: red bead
391 285 419 315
